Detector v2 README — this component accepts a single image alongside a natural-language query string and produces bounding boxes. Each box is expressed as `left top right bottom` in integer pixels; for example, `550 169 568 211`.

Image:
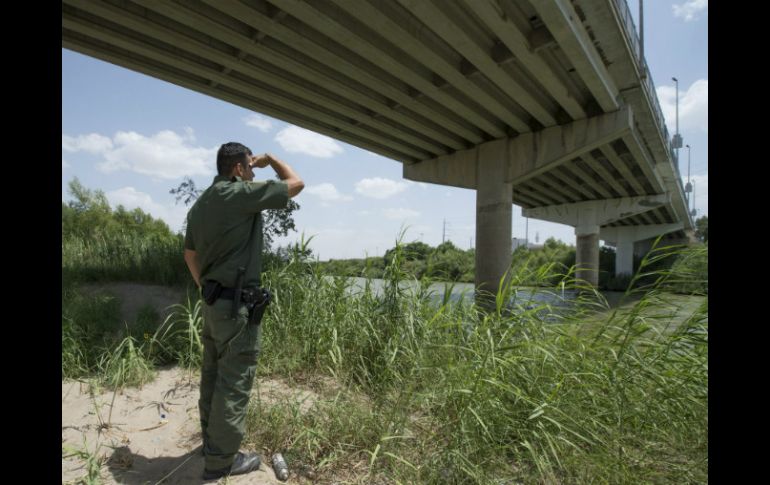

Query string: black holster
201 280 222 305
245 288 272 326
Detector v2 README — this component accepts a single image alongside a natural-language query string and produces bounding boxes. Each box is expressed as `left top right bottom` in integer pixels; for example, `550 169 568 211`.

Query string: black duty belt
219 286 268 304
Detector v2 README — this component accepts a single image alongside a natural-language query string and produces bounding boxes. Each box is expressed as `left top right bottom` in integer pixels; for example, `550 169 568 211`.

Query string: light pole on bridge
685 144 692 211
671 77 683 171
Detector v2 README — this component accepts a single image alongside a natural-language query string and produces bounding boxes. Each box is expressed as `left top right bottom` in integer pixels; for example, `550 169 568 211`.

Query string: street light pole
690 180 697 218
671 77 682 170
685 144 692 209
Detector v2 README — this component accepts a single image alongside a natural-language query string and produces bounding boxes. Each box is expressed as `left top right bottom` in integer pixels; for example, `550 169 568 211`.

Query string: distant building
512 237 543 251
512 237 528 251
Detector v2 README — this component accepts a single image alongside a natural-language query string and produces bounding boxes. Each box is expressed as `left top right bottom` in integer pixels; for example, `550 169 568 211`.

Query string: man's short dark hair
217 142 252 176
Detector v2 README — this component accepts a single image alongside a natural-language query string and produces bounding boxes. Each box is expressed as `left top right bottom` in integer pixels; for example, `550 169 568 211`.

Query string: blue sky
62 0 707 261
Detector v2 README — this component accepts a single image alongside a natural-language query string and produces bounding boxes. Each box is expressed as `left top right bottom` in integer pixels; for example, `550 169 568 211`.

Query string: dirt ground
62 367 321 484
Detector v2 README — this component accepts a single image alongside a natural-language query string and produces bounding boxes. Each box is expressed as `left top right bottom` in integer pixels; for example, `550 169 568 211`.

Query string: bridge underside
62 0 692 302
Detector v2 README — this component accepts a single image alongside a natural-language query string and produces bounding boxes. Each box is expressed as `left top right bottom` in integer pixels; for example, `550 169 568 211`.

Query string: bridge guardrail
610 0 691 223
609 0 679 175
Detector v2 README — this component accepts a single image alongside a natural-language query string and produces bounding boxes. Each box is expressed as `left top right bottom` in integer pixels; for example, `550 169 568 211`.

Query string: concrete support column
575 219 600 287
616 238 634 277
475 140 512 309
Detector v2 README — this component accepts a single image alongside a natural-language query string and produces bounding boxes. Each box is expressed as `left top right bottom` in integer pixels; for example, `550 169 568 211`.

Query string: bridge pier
523 195 671 287
616 238 634 276
576 225 601 287
600 223 685 278
475 140 512 309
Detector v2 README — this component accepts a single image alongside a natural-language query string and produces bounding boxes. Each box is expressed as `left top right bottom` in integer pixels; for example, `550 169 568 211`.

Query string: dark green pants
199 298 261 471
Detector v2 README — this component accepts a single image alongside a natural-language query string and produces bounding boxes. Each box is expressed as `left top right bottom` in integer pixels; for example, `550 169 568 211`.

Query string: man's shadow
105 445 213 484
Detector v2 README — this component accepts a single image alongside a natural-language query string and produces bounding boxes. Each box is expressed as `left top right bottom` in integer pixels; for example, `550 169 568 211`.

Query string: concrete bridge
62 0 693 302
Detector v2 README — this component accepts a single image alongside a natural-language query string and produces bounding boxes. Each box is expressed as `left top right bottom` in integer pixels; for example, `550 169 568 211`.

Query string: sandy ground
62 367 320 484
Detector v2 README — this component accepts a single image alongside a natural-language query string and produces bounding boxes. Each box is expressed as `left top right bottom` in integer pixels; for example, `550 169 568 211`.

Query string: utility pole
442 218 446 244
525 217 529 248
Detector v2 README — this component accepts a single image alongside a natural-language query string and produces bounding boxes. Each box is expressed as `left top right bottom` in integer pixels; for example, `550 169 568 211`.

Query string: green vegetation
695 215 708 243
62 178 189 287
62 180 707 482
63 233 707 483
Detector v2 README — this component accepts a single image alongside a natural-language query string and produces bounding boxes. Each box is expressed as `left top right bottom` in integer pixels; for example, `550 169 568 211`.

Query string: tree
695 215 708 243
169 176 203 206
170 175 301 250
63 178 175 241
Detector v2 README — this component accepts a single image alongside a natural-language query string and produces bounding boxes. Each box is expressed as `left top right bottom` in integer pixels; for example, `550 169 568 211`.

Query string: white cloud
83 129 217 180
243 114 273 133
274 125 343 158
62 159 70 169
673 0 707 22
106 187 189 233
63 129 215 180
62 133 113 154
382 208 420 220
657 79 708 135
355 177 409 199
304 183 353 202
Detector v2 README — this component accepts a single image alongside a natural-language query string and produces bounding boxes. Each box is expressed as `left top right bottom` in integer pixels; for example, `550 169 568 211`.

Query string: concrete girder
654 158 693 226
521 194 670 233
327 0 535 135
403 145 479 190
395 0 556 130
600 223 685 246
61 36 420 164
621 130 665 193
63 0 468 153
509 106 633 184
515 184 560 206
267 0 512 137
460 0 586 120
580 151 629 197
532 0 620 112
600 222 684 276
61 13 443 160
527 179 572 204
131 0 484 144
405 107 636 191
599 144 647 195
565 163 615 199
549 167 599 199
541 173 583 201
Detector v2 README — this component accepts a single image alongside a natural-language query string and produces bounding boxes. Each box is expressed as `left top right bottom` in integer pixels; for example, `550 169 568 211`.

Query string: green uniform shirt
184 175 289 288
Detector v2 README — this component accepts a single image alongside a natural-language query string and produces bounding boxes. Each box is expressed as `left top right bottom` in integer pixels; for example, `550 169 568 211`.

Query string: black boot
202 452 261 480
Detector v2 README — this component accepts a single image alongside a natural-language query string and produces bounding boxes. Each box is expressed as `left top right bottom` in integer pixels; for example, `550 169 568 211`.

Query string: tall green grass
61 278 200 389
62 237 707 483
250 240 707 483
62 232 189 286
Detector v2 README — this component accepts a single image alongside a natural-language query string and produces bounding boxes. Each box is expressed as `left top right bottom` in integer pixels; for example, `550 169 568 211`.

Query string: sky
61 0 707 261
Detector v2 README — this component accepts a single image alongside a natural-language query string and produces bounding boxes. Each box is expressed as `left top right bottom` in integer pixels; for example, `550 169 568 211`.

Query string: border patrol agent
183 142 304 480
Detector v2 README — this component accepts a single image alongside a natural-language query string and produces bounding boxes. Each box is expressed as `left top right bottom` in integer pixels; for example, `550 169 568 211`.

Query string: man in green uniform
183 142 304 480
